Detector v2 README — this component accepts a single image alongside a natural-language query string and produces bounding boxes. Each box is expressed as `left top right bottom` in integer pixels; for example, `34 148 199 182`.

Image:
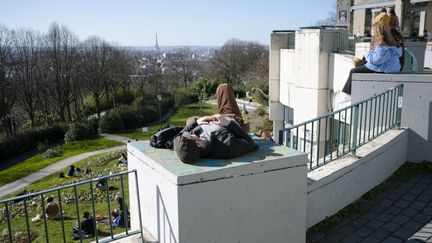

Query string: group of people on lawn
32 193 129 239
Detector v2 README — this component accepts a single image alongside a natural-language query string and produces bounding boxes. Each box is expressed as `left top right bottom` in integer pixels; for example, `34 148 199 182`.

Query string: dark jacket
184 118 258 159
80 218 95 235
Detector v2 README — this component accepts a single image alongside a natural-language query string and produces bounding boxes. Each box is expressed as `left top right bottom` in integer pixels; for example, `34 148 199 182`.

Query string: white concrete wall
307 129 408 228
128 141 309 243
329 53 355 110
352 73 432 162
279 49 295 107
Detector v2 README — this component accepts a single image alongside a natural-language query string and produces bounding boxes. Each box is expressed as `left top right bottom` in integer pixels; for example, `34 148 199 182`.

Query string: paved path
307 173 432 242
0 145 126 198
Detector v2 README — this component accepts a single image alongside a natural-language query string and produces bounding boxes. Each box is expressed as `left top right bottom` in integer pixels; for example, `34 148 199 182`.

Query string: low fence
279 84 404 171
0 170 143 243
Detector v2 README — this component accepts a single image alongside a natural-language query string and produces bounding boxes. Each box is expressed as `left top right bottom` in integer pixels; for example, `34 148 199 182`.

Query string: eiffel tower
154 33 160 52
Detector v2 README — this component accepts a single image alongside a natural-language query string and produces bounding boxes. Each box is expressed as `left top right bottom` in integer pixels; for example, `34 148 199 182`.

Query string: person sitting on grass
73 211 95 240
32 196 60 222
95 178 108 191
116 153 128 166
81 211 95 236
66 165 76 177
112 195 130 227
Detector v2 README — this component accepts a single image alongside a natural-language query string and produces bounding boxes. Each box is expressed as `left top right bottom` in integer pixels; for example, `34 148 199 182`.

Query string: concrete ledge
128 139 309 243
306 128 408 228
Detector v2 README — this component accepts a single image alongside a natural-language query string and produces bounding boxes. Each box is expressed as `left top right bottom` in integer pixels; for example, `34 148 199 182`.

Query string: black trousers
342 65 376 95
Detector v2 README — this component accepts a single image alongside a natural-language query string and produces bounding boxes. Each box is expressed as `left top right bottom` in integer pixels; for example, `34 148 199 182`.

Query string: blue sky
0 0 335 46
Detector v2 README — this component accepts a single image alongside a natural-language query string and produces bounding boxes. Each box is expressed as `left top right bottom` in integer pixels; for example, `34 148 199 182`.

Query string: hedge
0 124 68 162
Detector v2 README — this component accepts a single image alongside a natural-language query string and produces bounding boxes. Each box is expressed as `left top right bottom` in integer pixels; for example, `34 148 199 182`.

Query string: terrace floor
307 172 432 242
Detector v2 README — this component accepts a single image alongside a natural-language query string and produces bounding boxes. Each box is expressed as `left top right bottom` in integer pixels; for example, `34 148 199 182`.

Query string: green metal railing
0 170 144 243
279 84 404 171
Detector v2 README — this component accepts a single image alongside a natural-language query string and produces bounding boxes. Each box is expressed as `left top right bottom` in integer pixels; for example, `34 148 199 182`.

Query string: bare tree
211 39 268 87
0 25 17 136
10 29 43 127
79 36 111 118
108 47 135 105
43 23 79 122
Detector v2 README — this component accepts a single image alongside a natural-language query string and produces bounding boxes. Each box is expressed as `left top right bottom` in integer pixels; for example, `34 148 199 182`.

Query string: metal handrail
279 84 404 171
0 170 144 243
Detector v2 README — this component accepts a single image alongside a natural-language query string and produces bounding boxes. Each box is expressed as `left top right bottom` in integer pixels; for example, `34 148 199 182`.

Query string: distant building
337 0 432 36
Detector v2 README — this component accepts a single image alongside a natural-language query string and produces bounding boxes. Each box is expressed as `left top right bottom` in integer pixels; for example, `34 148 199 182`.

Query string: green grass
117 102 218 140
1 151 131 242
0 138 123 187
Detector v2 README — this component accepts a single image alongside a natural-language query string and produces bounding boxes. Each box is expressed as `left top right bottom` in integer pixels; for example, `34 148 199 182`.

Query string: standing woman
342 22 402 94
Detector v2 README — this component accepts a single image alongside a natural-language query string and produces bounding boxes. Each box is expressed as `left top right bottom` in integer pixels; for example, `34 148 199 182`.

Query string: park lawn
1 151 131 243
117 102 218 140
0 138 123 187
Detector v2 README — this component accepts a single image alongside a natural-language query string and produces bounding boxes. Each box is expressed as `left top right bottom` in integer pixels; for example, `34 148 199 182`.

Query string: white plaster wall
128 151 180 242
329 53 355 110
294 30 321 89
306 129 408 228
178 165 307 243
280 49 295 107
291 88 328 125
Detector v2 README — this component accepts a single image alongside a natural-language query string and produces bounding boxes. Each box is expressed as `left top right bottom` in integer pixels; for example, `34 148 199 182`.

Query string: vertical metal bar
324 116 328 163
120 174 129 235
390 89 395 128
303 124 307 153
4 202 13 243
379 94 384 134
343 109 347 154
337 112 341 157
73 186 82 243
363 101 368 144
41 194 49 243
358 103 363 146
384 91 390 131
396 85 404 127
23 198 31 242
296 127 299 150
57 190 66 243
329 115 334 161
352 104 359 155
310 121 314 169
373 96 378 138
317 119 321 167
368 99 372 140
349 107 353 152
134 170 145 243
393 87 397 126
106 179 114 238
378 95 382 135
89 180 99 242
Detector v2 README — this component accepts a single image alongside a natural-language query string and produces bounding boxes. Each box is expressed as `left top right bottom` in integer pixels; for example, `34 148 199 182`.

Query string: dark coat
184 119 258 160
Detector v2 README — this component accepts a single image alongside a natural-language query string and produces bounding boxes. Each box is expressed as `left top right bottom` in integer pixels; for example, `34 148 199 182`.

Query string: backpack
150 125 183 149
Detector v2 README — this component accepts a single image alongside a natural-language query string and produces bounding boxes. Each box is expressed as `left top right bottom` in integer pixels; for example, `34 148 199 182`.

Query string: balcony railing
279 84 404 171
0 170 143 243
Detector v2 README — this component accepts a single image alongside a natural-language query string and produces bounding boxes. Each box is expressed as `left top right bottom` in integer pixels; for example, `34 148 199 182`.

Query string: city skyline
0 0 335 46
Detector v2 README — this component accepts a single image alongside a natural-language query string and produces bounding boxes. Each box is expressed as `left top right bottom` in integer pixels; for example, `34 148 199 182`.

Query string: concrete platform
128 139 308 243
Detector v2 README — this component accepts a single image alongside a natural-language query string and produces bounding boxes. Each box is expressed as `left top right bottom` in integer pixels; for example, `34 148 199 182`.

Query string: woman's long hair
370 22 399 49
